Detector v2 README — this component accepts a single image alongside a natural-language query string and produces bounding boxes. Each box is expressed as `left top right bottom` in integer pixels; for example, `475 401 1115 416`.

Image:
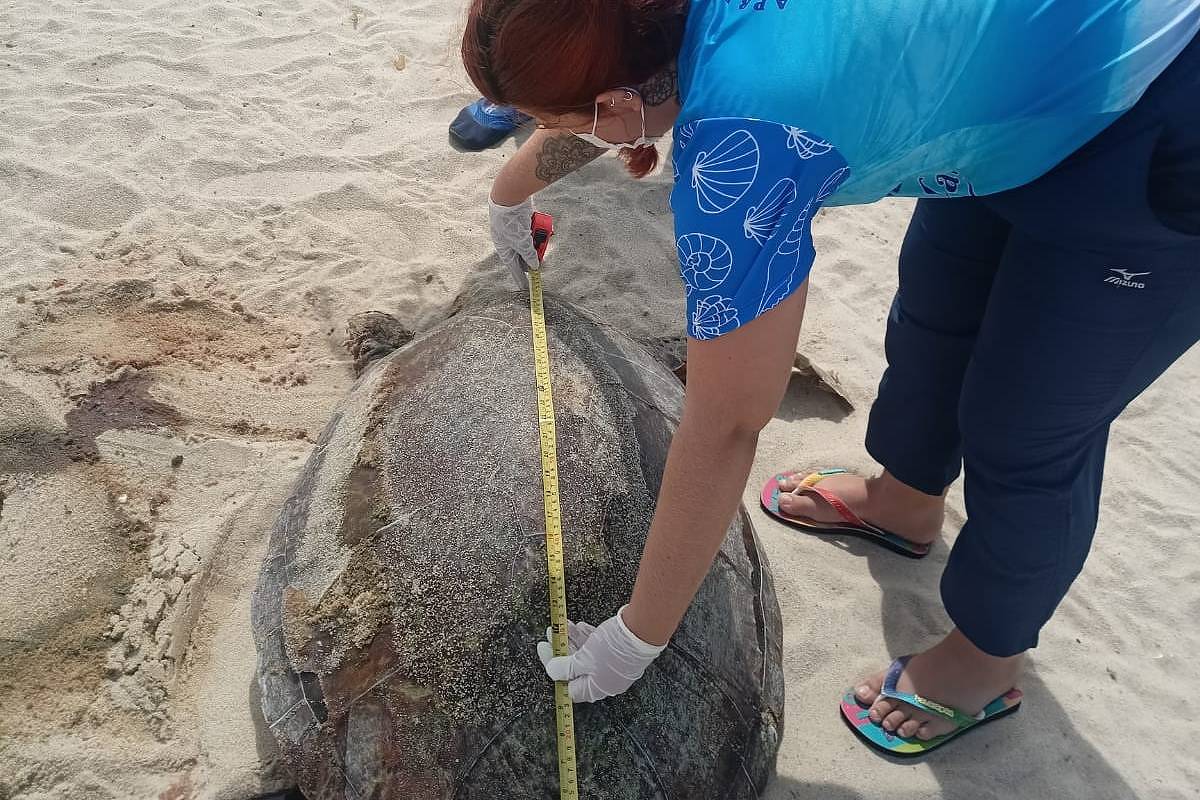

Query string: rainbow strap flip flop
840 656 1023 756
760 469 931 558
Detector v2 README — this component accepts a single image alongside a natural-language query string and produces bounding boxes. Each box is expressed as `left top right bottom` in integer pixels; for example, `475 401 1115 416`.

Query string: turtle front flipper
641 334 688 383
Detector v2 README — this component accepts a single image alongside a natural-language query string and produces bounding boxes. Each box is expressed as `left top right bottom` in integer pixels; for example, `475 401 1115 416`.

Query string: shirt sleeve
670 118 849 340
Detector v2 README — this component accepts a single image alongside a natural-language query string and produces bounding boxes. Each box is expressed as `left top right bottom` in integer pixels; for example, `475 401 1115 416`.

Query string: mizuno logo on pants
1104 268 1150 289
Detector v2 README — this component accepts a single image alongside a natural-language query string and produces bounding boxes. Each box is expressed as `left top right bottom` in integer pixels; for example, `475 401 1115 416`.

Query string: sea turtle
250 289 784 799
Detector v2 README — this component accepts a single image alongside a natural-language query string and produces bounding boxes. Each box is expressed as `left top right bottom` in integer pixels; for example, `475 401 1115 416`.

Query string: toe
913 715 958 740
854 672 885 706
778 499 800 518
897 718 923 738
868 698 894 723
778 491 820 519
881 709 909 732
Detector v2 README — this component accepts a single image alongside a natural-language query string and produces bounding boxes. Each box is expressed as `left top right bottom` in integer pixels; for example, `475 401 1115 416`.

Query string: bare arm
490 128 604 206
622 283 810 645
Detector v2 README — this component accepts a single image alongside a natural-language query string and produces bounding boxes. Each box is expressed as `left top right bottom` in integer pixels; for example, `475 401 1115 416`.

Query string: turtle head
342 311 415 376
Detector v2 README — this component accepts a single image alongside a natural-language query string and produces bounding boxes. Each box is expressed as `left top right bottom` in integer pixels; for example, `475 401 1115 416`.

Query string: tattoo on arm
534 135 604 184
639 64 679 107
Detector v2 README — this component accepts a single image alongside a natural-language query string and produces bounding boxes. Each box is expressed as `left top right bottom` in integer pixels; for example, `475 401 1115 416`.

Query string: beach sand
1 1 1197 798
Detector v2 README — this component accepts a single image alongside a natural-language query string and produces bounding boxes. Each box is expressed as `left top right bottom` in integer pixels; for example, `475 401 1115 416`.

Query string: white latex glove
488 196 541 289
536 606 667 703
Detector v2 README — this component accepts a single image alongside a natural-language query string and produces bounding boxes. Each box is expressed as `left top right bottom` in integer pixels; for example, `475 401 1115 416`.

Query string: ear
594 88 641 113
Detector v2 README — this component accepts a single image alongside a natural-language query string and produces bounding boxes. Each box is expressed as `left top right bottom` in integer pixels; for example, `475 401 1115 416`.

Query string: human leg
857 59 1200 741
778 198 1010 544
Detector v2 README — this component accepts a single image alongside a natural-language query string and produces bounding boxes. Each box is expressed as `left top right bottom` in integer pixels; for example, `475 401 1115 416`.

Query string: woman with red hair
463 0 1200 756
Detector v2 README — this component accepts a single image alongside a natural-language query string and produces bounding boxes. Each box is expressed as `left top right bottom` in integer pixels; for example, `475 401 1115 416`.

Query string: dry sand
1 1 1197 798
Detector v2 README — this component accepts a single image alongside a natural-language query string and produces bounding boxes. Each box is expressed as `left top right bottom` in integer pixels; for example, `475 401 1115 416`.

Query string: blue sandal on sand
760 469 932 558
449 99 531 150
840 656 1023 757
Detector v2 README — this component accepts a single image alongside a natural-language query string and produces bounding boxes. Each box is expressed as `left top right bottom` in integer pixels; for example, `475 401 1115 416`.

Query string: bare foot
852 629 1024 739
776 470 943 545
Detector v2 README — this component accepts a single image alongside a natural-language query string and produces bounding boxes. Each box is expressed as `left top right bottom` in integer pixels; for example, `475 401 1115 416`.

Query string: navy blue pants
865 33 1200 657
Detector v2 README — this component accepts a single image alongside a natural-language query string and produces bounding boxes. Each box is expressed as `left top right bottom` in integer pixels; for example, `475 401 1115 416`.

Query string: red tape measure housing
531 212 555 262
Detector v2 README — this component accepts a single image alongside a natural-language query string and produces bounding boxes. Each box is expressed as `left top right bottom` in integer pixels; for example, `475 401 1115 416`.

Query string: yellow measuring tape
528 267 580 800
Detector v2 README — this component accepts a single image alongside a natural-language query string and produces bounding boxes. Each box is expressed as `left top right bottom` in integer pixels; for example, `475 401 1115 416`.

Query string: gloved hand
488 196 541 289
536 606 667 703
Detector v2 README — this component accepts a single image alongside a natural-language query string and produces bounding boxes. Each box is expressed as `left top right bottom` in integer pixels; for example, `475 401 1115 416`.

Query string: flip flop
759 469 931 558
840 656 1023 757
449 99 531 150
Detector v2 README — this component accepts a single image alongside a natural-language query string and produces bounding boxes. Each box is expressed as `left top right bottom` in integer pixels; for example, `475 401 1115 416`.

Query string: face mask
571 88 662 151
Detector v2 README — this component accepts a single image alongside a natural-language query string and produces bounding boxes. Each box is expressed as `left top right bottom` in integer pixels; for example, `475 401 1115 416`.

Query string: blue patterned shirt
671 0 1200 339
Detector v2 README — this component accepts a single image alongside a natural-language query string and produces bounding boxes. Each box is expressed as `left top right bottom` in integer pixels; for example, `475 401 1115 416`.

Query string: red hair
462 0 686 178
